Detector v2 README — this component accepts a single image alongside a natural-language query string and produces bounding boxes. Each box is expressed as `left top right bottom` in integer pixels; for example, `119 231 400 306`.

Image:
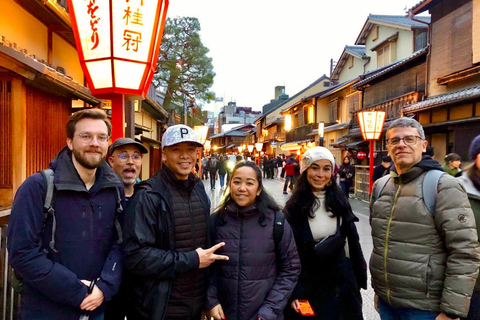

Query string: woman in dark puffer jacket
206 161 301 320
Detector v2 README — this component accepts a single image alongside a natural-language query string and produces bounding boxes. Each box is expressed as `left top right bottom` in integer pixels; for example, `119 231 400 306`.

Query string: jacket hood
49 146 122 192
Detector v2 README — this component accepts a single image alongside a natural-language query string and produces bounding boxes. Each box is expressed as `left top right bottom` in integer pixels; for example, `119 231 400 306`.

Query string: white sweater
308 191 340 241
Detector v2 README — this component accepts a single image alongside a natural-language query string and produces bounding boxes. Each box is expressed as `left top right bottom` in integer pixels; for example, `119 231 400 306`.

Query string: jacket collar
459 172 480 198
49 146 122 192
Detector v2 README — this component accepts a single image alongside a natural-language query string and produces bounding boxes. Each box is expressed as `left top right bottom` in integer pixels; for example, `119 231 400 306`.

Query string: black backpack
10 169 123 293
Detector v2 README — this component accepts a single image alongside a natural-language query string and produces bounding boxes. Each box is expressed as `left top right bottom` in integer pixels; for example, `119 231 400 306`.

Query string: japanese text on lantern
87 0 100 50
122 0 143 52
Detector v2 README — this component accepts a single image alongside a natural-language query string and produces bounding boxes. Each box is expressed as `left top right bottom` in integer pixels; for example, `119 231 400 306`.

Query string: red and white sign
68 0 169 97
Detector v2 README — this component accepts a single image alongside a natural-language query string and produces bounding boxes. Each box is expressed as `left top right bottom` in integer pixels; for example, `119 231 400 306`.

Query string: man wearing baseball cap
107 138 148 199
123 125 229 320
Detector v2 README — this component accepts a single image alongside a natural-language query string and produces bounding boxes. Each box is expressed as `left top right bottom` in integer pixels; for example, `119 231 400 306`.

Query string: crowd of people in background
6 110 480 320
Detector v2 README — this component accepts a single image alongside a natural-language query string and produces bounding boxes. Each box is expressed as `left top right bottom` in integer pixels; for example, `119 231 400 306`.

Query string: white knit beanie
300 147 336 174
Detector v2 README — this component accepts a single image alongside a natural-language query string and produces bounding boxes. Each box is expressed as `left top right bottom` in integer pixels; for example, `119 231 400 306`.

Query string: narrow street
202 176 380 320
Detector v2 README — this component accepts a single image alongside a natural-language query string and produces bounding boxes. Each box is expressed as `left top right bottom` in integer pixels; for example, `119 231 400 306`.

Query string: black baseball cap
109 138 148 156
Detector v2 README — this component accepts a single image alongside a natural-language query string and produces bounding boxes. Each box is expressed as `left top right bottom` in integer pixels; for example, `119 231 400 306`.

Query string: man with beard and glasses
108 138 148 200
8 109 125 320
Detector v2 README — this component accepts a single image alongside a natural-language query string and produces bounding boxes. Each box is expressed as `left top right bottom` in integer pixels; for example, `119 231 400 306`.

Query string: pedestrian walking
206 161 300 320
201 156 209 180
277 155 283 179
207 155 219 190
459 134 480 320
7 109 125 320
338 156 355 198
370 117 480 320
283 153 298 194
284 147 367 320
444 153 462 177
217 155 227 190
123 125 229 320
372 155 391 183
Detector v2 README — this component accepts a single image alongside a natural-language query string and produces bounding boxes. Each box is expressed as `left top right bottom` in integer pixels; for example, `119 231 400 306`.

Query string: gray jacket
370 166 480 317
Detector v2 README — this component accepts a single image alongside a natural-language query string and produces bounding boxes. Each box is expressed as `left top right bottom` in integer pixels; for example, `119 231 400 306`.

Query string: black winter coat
285 204 367 320
123 166 211 320
206 203 301 320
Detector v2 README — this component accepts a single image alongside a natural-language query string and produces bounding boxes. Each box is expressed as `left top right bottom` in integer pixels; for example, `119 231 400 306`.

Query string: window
347 92 361 114
377 43 396 67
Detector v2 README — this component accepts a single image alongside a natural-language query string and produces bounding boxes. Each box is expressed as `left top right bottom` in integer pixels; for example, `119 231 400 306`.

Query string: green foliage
154 17 216 120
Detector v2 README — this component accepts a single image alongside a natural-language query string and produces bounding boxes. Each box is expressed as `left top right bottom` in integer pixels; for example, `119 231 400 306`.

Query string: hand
291 299 300 313
196 242 229 268
79 284 104 311
436 313 459 320
206 304 225 320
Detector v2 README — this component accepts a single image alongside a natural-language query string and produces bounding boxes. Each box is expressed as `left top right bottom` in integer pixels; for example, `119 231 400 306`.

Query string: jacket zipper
237 217 243 320
426 254 432 297
384 180 402 305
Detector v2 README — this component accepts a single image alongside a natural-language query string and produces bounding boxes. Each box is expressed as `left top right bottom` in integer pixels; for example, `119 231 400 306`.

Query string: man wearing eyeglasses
7 109 125 320
370 117 480 320
108 138 148 199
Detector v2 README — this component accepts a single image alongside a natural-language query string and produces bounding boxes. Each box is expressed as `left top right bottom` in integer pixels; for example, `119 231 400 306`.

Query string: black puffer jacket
123 166 210 320
206 203 300 320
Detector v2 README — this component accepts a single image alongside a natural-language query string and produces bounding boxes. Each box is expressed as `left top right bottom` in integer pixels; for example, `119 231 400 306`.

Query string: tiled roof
404 85 480 113
368 14 430 28
354 47 428 89
345 45 367 58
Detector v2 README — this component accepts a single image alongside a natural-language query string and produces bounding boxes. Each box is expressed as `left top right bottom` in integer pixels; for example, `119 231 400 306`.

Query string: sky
166 0 427 113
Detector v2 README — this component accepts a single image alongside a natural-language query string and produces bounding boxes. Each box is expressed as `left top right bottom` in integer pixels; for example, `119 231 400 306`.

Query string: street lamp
67 0 169 140
357 111 386 195
247 144 254 153
318 121 325 147
255 143 263 166
204 140 211 154
238 145 244 154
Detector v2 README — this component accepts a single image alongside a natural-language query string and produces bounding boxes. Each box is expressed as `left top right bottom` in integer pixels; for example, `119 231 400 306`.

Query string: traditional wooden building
405 0 480 162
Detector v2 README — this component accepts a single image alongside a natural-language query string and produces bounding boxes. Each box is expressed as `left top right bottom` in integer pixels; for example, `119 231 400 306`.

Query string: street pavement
202 176 380 320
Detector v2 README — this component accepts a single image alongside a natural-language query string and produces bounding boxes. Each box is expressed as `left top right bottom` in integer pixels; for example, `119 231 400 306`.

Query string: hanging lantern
357 151 367 161
357 111 386 141
67 0 169 97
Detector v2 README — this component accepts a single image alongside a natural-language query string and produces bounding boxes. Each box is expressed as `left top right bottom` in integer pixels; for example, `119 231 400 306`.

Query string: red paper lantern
67 0 169 97
357 151 367 161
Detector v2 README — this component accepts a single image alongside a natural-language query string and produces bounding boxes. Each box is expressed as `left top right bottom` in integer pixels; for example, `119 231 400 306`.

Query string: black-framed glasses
78 133 109 144
114 153 143 163
386 135 423 146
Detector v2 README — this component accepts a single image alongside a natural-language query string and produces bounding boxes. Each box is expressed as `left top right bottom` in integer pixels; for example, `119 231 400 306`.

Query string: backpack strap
422 169 445 216
374 174 391 202
273 211 284 251
40 169 57 253
113 186 124 244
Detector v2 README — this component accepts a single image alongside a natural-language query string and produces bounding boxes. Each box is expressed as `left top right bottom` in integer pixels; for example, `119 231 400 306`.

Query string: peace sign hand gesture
196 242 229 268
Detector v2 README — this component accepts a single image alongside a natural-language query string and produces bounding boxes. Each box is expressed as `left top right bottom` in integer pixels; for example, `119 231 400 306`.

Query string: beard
72 147 105 169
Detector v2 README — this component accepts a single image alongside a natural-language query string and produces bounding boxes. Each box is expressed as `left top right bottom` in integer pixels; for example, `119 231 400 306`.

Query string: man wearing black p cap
123 124 229 320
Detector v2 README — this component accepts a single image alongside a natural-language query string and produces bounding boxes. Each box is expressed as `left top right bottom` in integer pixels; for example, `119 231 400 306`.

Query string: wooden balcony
285 123 317 143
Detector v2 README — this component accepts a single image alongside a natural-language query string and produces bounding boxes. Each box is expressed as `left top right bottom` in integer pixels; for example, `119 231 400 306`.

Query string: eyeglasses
386 135 423 146
114 153 143 162
78 133 109 144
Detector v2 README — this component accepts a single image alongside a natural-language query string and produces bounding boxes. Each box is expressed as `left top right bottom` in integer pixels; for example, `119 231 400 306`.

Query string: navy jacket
206 204 300 320
7 147 125 320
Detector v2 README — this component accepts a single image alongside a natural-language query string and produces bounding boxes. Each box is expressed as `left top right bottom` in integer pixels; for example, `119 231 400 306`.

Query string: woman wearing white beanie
284 147 367 319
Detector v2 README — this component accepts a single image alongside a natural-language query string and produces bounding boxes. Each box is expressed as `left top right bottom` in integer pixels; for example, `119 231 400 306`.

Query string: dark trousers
340 181 352 198
209 171 216 189
202 168 208 180
466 291 480 320
283 175 296 192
